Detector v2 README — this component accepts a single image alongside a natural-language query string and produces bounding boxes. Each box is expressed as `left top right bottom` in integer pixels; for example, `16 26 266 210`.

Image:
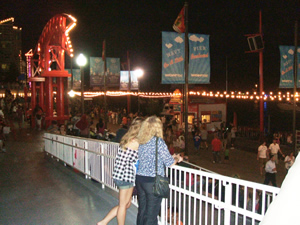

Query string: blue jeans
136 179 162 225
213 151 221 163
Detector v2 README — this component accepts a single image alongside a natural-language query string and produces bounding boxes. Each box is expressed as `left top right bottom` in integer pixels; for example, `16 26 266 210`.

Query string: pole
259 10 264 140
184 2 189 155
225 56 228 124
80 66 84 115
103 41 108 129
71 56 73 89
293 20 298 156
138 80 140 113
127 51 131 114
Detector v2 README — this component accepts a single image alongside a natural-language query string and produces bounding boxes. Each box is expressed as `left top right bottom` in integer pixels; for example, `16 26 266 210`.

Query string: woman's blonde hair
137 116 163 144
120 117 143 149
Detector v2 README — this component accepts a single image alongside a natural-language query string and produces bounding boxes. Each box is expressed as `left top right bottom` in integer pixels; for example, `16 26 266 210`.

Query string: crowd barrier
44 133 280 225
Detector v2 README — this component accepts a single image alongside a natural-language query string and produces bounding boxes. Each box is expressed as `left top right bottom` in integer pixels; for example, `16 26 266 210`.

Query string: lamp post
135 68 144 113
68 55 75 98
76 53 87 115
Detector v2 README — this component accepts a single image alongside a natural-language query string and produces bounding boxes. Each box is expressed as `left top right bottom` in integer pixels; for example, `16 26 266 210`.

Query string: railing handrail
44 132 280 225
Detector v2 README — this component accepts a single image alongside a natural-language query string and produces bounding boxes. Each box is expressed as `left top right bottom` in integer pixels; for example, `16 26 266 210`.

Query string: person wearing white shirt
257 141 268 175
269 139 285 164
264 154 277 187
284 152 295 171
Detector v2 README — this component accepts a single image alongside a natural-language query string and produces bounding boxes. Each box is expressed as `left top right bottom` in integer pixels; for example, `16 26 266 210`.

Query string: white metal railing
44 133 280 225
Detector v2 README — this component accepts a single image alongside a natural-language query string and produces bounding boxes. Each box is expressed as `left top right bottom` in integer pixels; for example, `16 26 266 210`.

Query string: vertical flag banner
106 57 120 87
188 33 210 84
90 57 104 86
279 46 300 88
173 7 185 33
120 71 129 91
130 71 139 90
162 31 185 84
67 69 81 90
120 71 139 91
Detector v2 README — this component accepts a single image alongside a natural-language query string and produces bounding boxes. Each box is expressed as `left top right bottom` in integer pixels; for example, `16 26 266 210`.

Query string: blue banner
67 69 81 90
162 31 185 84
279 46 300 88
120 71 139 91
90 57 120 87
106 58 120 87
90 57 104 86
188 34 210 84
162 32 211 84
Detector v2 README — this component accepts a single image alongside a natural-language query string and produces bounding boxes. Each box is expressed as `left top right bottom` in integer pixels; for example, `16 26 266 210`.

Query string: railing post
160 199 166 225
223 181 232 225
84 140 90 179
100 143 105 189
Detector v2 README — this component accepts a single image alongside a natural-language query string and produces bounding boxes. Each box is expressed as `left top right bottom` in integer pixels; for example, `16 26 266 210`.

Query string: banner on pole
120 71 139 91
67 69 81 90
162 31 210 84
279 46 300 88
162 31 185 84
106 57 120 87
90 57 120 87
90 57 104 86
188 33 210 84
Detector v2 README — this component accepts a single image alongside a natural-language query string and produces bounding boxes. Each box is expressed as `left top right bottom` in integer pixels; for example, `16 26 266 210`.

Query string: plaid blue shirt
137 137 174 177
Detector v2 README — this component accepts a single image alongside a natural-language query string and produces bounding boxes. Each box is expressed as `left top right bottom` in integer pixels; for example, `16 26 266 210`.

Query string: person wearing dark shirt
112 124 128 143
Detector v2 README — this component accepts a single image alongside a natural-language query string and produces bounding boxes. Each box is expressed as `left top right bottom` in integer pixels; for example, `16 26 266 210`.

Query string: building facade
0 17 23 82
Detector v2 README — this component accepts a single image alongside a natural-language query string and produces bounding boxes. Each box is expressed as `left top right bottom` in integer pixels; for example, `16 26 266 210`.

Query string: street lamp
135 68 144 113
76 53 87 115
68 54 75 97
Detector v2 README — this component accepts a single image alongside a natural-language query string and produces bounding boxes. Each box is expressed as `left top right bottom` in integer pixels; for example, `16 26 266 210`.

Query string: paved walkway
0 124 137 225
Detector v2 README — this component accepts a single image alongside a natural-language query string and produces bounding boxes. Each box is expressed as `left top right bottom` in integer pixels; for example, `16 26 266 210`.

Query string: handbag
153 137 170 198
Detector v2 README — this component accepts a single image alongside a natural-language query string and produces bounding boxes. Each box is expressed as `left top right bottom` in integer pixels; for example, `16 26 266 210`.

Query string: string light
1 90 300 102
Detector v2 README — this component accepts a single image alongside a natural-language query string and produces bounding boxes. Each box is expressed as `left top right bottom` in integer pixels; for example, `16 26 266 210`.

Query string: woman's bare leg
97 187 133 225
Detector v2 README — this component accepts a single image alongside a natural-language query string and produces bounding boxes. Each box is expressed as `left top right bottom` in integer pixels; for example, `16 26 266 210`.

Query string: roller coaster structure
26 14 76 128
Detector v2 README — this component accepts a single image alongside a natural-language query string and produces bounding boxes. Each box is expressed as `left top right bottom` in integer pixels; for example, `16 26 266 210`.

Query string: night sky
1 0 299 92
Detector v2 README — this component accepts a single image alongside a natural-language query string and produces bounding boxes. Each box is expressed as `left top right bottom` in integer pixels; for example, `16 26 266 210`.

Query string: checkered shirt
113 147 138 184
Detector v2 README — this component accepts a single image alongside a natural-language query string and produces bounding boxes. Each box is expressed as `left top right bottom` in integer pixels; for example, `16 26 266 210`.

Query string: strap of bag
155 136 158 176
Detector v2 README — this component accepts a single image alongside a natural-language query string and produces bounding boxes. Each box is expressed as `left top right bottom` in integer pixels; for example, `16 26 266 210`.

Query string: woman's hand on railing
172 153 183 165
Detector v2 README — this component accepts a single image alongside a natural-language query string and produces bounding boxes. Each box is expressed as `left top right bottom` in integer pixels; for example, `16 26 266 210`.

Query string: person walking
200 126 208 150
193 131 201 152
269 138 285 164
97 117 143 225
257 141 268 175
135 116 183 225
211 133 222 163
264 154 277 187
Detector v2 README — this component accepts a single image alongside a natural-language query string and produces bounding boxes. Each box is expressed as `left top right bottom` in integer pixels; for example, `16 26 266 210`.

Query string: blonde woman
97 117 143 225
136 116 183 225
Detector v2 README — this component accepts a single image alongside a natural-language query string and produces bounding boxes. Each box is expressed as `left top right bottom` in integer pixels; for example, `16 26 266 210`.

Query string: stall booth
163 90 226 132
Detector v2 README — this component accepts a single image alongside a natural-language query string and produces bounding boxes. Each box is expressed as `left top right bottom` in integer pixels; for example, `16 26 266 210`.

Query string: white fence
44 133 280 225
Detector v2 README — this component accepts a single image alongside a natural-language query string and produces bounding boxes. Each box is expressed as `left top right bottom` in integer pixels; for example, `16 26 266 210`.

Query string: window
201 111 211 123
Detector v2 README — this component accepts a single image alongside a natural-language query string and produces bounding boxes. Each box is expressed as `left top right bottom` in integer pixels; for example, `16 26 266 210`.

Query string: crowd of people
257 138 295 187
1 91 298 224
